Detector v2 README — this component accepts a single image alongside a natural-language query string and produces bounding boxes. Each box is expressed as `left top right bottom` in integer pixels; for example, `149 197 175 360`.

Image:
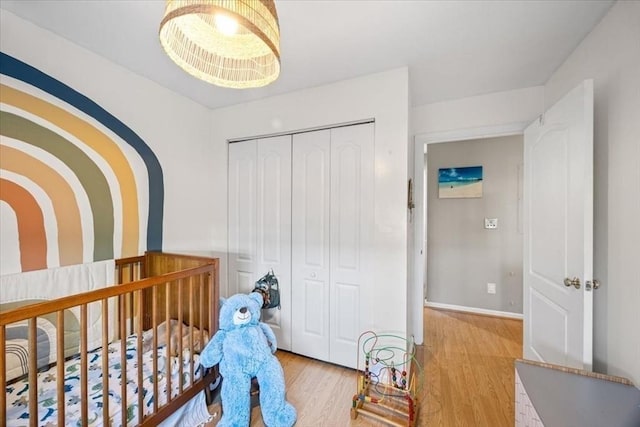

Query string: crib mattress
5 335 202 426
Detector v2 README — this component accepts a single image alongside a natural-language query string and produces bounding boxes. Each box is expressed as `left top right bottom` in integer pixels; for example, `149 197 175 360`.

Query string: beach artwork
438 166 483 198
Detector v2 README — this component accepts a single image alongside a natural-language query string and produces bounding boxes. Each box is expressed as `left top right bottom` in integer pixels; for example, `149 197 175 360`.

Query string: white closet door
228 140 257 296
329 123 374 368
256 135 292 351
291 129 331 360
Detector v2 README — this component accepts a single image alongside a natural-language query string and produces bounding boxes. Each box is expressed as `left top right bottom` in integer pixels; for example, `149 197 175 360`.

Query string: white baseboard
425 300 523 320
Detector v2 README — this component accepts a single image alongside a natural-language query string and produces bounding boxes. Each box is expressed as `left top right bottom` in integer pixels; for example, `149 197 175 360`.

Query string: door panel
530 128 567 281
329 124 374 368
257 136 292 351
291 130 331 360
228 140 257 296
334 143 360 270
334 282 359 342
524 80 593 369
529 288 568 363
302 278 327 337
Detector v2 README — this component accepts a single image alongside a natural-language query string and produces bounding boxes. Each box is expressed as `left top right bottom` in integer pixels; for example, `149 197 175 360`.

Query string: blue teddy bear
200 292 297 427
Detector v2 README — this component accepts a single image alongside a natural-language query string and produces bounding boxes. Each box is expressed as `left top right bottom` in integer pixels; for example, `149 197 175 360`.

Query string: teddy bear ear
219 297 227 309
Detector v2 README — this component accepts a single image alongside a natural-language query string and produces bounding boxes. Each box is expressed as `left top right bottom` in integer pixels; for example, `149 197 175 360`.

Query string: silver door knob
564 277 581 289
586 279 601 290
310 272 316 278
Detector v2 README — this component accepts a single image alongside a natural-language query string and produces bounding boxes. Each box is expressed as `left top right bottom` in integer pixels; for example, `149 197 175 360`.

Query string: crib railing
1 254 219 427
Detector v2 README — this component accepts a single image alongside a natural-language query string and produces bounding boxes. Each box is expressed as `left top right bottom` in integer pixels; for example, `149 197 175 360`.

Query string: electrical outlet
484 218 498 229
487 283 496 294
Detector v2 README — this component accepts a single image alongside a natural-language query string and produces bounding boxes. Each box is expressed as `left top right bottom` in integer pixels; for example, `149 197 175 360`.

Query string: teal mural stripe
0 52 163 251
0 111 114 261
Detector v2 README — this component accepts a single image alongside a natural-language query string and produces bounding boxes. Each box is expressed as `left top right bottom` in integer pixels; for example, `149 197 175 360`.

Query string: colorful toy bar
351 331 423 426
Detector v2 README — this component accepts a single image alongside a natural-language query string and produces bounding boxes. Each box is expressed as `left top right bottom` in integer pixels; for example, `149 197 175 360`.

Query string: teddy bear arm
199 331 224 367
259 322 278 353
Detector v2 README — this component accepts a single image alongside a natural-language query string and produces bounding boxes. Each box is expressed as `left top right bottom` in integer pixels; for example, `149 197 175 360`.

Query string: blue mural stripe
0 52 163 251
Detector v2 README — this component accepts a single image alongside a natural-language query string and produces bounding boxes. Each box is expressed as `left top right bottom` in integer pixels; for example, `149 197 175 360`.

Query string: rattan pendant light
159 0 280 89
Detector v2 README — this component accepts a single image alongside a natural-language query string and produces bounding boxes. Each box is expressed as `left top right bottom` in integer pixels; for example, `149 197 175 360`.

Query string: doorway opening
413 123 526 321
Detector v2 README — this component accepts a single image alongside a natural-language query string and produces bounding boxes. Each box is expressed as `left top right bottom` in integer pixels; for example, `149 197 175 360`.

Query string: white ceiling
1 0 614 110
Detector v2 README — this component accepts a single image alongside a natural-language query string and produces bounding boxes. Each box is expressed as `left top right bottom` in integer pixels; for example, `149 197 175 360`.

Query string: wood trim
415 122 527 145
516 358 634 386
0 264 215 325
28 318 37 427
425 301 523 320
57 310 66 425
227 118 375 143
0 326 5 423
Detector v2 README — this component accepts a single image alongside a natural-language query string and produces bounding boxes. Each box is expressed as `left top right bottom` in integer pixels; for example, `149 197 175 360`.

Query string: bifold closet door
228 139 256 294
291 123 374 368
328 124 374 368
228 135 292 351
291 129 331 361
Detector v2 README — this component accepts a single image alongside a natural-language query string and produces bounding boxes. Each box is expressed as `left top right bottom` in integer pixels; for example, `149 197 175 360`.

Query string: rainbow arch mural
0 52 164 274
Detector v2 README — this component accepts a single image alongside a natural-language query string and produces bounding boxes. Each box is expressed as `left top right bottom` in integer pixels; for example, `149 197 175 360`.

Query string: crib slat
189 277 195 384
0 325 6 424
165 281 172 404
199 278 205 367
208 270 215 342
101 298 110 426
57 310 65 425
117 262 123 284
136 289 144 423
80 305 89 425
128 270 134 333
152 285 158 413
28 317 37 427
119 294 127 427
177 278 184 392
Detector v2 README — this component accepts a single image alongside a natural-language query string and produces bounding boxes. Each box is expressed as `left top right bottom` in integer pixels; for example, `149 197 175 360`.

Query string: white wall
412 86 544 136
544 0 640 385
0 12 216 256
209 68 410 336
426 136 524 314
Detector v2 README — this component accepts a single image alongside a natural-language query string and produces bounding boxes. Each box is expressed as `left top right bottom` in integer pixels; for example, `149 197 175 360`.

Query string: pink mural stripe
1 84 140 257
0 145 84 266
0 178 47 271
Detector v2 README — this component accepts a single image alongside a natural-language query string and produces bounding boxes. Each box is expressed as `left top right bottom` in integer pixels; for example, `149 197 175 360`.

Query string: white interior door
228 136 292 350
291 129 331 360
228 140 257 295
329 124 374 368
256 136 292 351
523 80 594 369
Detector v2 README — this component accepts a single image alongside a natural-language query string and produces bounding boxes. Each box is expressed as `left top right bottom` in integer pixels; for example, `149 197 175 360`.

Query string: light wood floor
209 307 522 426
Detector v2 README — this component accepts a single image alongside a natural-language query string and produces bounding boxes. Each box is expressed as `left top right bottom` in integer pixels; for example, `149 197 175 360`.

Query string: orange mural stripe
1 84 140 257
0 178 47 272
0 145 84 266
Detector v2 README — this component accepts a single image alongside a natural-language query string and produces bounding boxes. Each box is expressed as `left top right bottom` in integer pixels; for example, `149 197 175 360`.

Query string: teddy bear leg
217 372 252 427
256 358 297 427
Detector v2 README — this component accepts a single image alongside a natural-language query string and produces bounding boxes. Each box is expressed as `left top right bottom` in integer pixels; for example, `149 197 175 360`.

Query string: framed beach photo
438 166 483 198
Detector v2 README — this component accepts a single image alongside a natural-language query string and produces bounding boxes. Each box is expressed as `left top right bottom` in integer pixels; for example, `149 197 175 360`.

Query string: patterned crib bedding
5 335 202 426
5 316 59 382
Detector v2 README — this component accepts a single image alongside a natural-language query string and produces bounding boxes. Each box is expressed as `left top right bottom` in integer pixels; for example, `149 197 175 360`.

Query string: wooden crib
1 251 219 426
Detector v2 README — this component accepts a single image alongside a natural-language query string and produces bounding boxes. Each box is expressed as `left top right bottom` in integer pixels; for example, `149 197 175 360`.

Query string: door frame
412 121 528 319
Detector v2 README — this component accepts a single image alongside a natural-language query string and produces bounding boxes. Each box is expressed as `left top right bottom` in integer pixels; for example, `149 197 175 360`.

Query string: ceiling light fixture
159 0 281 89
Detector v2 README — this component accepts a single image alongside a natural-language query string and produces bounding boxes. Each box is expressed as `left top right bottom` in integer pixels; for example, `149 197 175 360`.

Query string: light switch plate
487 283 496 294
484 218 498 229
